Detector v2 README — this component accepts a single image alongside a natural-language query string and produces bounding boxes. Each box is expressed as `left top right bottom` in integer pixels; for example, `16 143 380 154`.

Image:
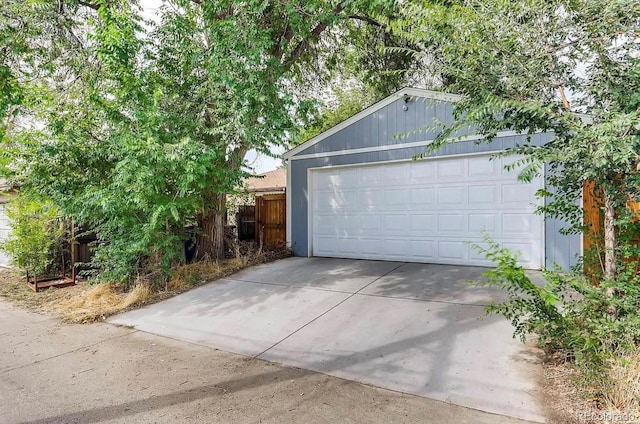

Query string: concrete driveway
110 258 543 422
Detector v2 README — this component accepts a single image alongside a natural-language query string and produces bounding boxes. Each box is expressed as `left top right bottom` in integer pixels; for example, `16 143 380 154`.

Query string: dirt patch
542 357 585 424
0 249 291 324
542 354 640 424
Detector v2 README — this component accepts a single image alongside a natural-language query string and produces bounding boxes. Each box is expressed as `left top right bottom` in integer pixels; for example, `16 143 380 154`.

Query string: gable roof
244 168 286 193
283 87 462 159
283 87 596 160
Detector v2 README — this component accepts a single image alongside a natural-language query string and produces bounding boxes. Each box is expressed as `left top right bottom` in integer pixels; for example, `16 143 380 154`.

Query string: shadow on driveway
108 257 544 422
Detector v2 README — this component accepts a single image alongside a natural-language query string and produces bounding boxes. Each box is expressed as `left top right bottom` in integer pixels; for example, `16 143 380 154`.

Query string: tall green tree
145 0 418 260
1 0 420 281
391 0 640 279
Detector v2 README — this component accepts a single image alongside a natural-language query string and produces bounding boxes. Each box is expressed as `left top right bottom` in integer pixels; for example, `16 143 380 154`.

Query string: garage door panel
338 238 358 254
314 190 362 212
437 159 464 178
502 184 535 203
359 167 381 185
358 238 383 256
438 186 465 205
314 214 336 234
468 156 499 177
311 154 543 269
314 173 334 190
357 189 380 211
382 165 408 186
408 161 435 182
438 241 466 260
383 239 408 258
313 191 332 212
469 185 498 204
408 240 436 260
335 215 359 232
315 169 359 189
503 213 541 235
438 214 465 232
313 236 339 255
409 214 436 233
336 169 359 187
317 236 539 268
380 189 407 210
383 214 407 233
410 188 435 205
468 214 498 232
360 214 382 232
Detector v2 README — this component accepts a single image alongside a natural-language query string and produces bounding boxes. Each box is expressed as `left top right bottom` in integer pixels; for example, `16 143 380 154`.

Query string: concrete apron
110 257 544 422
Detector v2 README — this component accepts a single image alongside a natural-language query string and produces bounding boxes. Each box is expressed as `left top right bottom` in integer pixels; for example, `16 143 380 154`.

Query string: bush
1 195 63 276
475 239 640 387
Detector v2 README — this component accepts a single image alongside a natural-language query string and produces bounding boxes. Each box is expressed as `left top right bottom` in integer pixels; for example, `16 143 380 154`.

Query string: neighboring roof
244 168 286 193
283 87 462 159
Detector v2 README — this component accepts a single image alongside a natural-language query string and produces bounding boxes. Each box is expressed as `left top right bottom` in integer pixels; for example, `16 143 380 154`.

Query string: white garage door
310 154 544 269
0 204 11 267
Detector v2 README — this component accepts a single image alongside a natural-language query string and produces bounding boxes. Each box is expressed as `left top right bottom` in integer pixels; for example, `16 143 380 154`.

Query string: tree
390 0 640 279
292 87 376 146
147 0 420 260
1 195 62 277
1 0 420 281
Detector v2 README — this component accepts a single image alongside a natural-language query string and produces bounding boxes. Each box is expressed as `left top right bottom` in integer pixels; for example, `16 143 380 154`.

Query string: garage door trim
306 152 545 268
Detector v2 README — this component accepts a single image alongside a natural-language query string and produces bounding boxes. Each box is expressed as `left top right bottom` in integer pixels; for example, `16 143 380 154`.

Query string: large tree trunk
195 193 226 261
603 190 617 280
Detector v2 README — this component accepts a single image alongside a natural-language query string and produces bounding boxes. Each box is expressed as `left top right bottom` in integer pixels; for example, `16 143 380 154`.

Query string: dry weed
542 352 640 424
603 353 640 415
54 283 121 323
0 248 292 323
168 261 222 289
168 256 251 290
119 283 153 309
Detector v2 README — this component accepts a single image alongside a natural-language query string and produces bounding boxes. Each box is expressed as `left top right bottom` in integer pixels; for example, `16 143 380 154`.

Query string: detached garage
284 88 581 270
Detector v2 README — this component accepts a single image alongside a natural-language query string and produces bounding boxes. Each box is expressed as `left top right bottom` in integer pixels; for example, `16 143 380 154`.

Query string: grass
602 353 640 415
0 249 291 324
55 283 122 323
543 352 640 423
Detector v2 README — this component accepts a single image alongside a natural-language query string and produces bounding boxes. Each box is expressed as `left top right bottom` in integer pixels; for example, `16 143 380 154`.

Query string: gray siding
298 98 461 155
289 96 580 270
544 163 582 270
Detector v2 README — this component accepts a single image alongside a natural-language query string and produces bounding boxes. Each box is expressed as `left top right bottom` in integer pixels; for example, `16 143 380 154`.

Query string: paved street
0 298 537 424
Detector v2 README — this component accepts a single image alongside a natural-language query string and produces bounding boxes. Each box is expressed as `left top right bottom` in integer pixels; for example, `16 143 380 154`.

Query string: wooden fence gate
255 194 286 248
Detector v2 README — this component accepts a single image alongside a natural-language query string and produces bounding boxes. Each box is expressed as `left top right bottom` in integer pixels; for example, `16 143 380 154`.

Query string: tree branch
77 1 100 10
273 23 293 61
347 14 383 27
284 3 344 68
558 86 571 111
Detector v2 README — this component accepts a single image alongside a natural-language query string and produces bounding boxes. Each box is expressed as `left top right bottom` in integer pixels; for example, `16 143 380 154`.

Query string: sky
140 0 283 175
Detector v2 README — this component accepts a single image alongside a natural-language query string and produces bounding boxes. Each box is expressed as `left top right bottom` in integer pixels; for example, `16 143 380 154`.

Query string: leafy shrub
475 238 640 384
1 195 63 276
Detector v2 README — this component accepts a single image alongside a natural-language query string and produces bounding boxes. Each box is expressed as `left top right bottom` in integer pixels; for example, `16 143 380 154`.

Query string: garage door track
110 257 543 422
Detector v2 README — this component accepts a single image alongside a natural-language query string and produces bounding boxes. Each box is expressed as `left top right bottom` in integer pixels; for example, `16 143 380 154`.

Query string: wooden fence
255 194 286 248
583 180 640 278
